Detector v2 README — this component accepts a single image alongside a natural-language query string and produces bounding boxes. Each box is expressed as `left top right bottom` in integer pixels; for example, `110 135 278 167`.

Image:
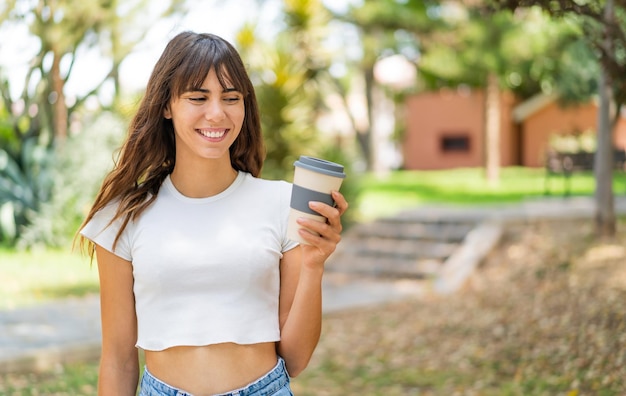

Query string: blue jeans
138 357 293 396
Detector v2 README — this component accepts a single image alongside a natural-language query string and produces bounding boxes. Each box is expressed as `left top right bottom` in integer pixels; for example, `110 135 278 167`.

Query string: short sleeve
80 201 133 261
280 182 299 253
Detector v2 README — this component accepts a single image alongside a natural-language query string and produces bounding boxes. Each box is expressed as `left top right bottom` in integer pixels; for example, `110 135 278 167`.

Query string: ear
164 105 172 119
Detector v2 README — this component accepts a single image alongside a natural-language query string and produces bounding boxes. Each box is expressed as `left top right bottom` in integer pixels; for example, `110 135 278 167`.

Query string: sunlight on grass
0 248 98 310
356 167 626 220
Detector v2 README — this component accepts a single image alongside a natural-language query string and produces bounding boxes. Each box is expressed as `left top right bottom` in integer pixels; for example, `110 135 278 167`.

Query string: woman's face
164 68 245 164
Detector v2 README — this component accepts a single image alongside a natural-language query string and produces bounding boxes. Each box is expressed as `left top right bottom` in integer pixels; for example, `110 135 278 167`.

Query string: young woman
78 31 348 396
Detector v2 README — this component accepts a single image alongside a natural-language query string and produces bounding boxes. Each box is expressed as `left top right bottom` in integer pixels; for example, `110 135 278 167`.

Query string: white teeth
199 129 226 138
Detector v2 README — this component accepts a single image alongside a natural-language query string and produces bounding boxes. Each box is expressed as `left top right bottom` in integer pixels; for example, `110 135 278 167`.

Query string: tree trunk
50 52 68 143
594 0 616 237
595 68 615 237
356 65 375 171
484 72 500 184
364 65 376 171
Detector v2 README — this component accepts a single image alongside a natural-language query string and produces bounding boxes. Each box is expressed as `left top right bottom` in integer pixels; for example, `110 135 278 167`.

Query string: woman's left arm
277 190 348 377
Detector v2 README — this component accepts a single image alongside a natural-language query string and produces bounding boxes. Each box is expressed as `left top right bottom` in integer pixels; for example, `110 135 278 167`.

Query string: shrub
17 112 125 249
0 138 54 245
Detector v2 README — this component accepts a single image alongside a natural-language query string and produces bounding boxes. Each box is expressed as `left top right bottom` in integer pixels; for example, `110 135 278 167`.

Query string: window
441 135 470 153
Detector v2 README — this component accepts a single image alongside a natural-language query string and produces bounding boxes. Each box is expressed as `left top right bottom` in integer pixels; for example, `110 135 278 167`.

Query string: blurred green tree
0 0 184 246
485 0 626 237
0 0 184 144
238 0 362 224
417 5 581 183
329 0 440 171
237 0 332 180
17 112 125 249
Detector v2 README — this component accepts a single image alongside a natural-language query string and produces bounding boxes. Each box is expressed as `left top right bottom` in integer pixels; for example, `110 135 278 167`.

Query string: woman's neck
169 159 238 198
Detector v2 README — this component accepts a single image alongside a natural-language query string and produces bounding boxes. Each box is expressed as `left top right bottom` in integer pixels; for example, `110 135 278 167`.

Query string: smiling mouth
197 128 228 139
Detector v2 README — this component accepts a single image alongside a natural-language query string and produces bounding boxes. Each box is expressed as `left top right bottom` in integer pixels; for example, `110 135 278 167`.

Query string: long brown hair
78 32 265 254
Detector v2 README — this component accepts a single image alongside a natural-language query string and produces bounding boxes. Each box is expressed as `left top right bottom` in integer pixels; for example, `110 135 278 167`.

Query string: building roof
512 92 559 122
512 92 626 123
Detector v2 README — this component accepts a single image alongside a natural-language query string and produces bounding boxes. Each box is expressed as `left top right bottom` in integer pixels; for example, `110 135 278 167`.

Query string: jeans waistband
140 357 290 396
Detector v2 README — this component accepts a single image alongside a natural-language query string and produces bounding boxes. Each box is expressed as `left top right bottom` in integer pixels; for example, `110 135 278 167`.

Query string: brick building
402 89 626 169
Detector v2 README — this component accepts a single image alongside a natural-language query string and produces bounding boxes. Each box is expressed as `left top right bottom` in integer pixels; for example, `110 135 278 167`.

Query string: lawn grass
0 362 99 395
0 247 98 310
356 167 626 220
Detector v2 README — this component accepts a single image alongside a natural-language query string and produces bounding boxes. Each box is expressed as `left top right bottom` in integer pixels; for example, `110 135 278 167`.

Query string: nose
204 98 226 122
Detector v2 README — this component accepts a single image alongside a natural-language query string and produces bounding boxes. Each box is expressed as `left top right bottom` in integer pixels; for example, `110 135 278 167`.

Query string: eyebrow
192 87 239 93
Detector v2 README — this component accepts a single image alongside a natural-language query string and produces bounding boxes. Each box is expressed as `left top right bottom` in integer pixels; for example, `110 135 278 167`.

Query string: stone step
387 208 489 224
338 236 459 261
349 221 474 243
330 215 477 279
326 253 442 279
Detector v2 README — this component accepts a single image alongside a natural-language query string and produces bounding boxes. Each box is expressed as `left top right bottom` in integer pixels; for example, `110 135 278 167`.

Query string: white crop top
80 171 298 351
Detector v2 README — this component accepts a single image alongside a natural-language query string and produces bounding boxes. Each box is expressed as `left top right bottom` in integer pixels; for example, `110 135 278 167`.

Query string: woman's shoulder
241 172 292 191
91 198 121 220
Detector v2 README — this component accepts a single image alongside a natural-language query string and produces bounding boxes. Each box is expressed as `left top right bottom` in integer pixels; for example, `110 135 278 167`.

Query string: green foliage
488 1 626 106
556 39 600 103
344 0 434 33
0 0 184 247
236 1 365 223
0 93 14 149
237 1 335 181
332 1 437 169
0 138 54 245
417 6 584 99
251 38 319 180
17 112 125 249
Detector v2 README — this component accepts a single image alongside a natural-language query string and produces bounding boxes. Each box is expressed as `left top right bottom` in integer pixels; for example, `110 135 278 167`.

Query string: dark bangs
170 34 251 97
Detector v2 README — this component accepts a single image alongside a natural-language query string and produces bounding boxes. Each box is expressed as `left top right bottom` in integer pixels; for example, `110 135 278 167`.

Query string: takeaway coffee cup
287 156 346 244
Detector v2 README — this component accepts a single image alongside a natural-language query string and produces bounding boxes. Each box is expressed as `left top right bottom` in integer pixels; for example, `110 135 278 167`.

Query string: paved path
2 196 626 374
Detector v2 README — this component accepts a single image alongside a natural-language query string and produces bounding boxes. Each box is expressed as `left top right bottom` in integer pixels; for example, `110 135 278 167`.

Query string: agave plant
0 138 54 243
16 112 125 249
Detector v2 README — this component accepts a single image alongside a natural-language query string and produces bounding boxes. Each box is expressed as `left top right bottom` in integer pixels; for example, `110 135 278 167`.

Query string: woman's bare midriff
144 341 279 395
